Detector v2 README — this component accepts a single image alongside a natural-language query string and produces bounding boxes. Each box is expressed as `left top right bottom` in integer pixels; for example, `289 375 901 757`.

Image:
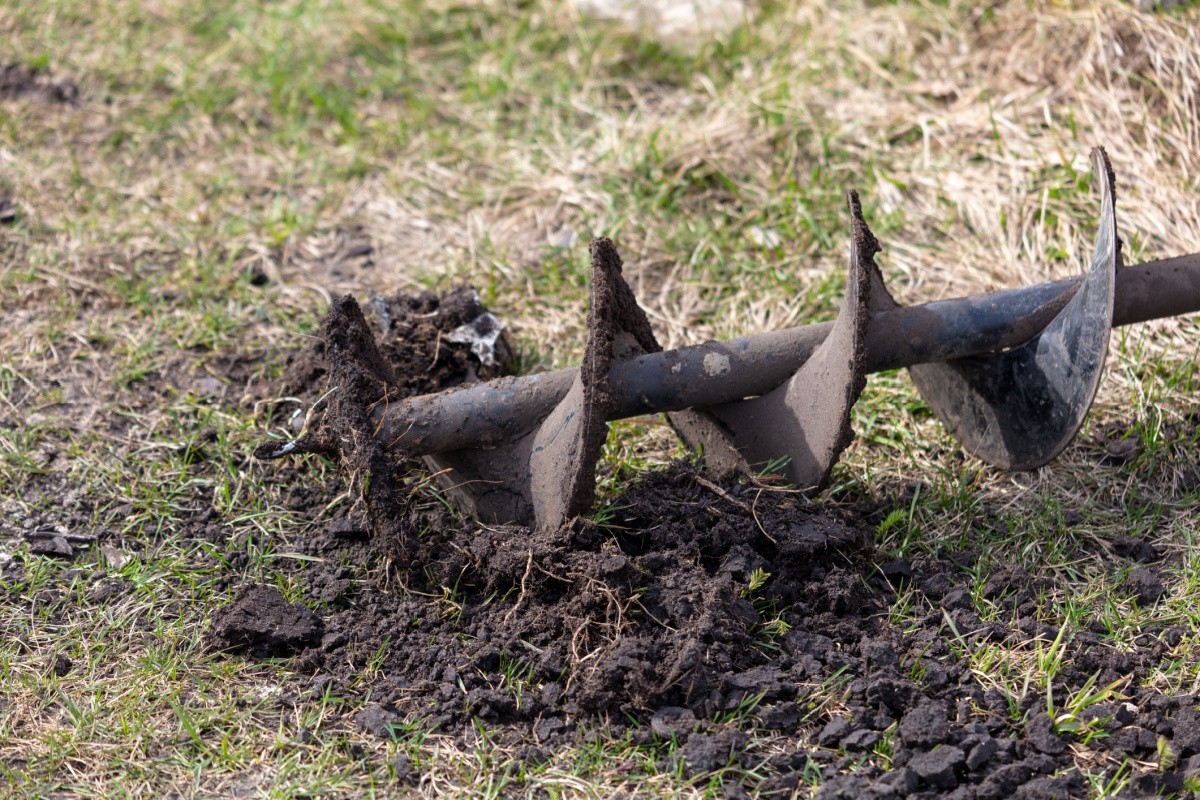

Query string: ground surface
3 0 1200 797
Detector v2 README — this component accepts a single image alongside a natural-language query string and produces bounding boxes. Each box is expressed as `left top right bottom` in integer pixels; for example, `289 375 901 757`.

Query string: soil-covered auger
255 148 1200 541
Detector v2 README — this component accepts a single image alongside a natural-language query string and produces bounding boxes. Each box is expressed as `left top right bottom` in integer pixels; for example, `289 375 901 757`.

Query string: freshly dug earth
228 288 1200 797
256 285 516 564
291 464 868 721
268 285 511 411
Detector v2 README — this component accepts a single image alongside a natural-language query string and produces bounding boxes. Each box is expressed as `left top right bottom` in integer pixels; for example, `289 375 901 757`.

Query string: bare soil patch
214 288 1200 797
3 279 1193 795
0 63 79 104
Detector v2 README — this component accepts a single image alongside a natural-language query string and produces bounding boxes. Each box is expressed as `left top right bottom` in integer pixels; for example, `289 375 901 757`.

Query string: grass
3 0 1200 795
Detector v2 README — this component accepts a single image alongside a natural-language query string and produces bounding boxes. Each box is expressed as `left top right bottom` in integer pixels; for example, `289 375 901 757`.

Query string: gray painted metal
371 252 1200 462
905 147 1118 470
676 192 873 489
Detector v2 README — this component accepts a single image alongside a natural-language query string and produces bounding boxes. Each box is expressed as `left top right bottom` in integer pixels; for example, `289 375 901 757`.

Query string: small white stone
747 226 781 249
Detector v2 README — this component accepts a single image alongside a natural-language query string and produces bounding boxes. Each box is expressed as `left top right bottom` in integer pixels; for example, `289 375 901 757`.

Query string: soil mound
233 287 1200 798
295 463 868 726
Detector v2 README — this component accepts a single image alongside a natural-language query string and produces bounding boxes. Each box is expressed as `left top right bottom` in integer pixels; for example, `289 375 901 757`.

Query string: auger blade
426 237 668 530
255 147 1200 543
675 191 874 490
897 147 1119 470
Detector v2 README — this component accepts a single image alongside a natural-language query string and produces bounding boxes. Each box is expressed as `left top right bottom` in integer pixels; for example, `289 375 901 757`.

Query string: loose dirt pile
219 288 1200 798
256 286 513 564
270 285 511 409
283 463 868 720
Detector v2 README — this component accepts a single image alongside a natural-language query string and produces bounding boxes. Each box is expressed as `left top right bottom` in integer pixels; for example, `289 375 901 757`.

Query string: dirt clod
1126 568 1166 603
1025 711 1066 754
28 535 73 558
758 701 800 730
392 752 417 784
268 286 510 416
0 63 79 104
1103 436 1139 464
818 717 858 748
674 731 747 778
87 578 130 604
651 706 698 737
878 558 912 584
209 585 323 657
46 653 72 677
900 701 949 748
356 704 402 740
908 745 965 789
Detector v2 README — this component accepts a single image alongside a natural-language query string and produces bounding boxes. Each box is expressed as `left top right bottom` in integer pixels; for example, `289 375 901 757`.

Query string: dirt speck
46 653 72 677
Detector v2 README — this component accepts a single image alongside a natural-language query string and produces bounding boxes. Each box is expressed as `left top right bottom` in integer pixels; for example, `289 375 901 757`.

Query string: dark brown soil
236 462 1197 799
210 584 324 657
234 286 1200 798
7 286 1199 799
293 463 868 721
0 63 79 104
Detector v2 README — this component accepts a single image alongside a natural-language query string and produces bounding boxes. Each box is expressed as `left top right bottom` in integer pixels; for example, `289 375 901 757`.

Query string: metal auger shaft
371 251 1200 459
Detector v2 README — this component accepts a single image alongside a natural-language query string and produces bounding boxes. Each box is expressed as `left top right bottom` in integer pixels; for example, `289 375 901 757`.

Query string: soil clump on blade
254 286 514 565
268 285 511 416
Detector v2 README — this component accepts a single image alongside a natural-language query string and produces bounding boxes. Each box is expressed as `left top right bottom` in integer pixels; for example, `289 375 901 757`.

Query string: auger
256 148 1200 534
